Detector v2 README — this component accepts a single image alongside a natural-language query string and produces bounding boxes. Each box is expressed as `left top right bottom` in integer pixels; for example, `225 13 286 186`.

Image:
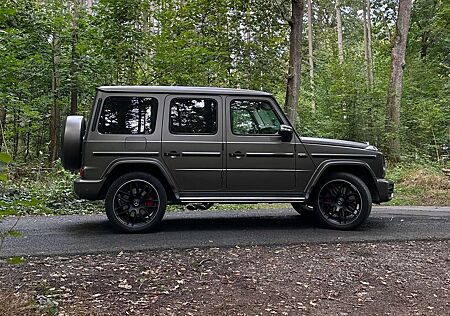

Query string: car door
162 95 223 191
225 97 296 192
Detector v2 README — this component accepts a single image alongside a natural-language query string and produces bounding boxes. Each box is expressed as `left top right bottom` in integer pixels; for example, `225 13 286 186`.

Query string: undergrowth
386 162 450 206
0 163 103 216
0 161 448 217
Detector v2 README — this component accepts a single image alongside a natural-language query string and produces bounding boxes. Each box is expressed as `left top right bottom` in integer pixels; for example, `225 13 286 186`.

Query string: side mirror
278 124 293 142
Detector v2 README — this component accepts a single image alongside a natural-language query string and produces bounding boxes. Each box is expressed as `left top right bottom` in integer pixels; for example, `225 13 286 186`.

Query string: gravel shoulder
1 240 449 315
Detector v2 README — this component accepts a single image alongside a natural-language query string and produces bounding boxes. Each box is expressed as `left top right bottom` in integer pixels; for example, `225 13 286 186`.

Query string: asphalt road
0 206 449 257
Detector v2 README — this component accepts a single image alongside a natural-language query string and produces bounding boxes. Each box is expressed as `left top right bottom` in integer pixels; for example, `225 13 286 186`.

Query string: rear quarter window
97 96 158 134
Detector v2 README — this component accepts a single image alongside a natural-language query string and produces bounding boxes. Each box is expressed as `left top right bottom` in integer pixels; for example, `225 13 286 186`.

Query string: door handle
164 151 181 159
229 151 245 159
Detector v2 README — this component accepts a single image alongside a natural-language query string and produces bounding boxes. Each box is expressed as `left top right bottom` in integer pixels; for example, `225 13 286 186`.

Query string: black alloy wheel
105 172 167 233
313 172 372 230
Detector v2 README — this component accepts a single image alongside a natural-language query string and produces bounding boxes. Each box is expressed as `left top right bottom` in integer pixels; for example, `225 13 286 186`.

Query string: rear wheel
105 172 167 233
312 172 372 230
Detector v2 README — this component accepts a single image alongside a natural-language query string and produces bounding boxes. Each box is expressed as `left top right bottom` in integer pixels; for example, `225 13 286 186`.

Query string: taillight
79 167 85 178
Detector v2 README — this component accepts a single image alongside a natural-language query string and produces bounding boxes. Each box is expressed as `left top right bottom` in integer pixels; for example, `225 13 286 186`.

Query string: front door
162 95 223 191
225 97 296 192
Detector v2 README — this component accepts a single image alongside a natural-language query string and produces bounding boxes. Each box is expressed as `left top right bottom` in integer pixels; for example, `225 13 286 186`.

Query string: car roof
97 85 273 96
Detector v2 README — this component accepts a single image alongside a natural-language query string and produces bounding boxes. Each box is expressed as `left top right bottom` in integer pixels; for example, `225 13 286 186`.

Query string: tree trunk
385 0 413 162
70 0 79 115
363 0 374 87
13 108 18 159
24 121 31 160
49 33 61 163
0 107 6 152
335 0 344 63
420 30 430 59
284 0 304 126
307 0 315 112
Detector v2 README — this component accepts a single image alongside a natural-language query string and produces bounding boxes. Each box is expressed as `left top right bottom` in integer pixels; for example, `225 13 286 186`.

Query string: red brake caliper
144 194 154 207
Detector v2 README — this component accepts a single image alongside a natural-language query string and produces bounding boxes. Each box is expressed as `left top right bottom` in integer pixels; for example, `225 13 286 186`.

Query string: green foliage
1 163 103 216
0 153 12 164
0 0 448 163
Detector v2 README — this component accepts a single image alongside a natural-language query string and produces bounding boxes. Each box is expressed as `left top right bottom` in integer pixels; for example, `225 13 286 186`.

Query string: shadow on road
65 213 386 235
159 215 314 232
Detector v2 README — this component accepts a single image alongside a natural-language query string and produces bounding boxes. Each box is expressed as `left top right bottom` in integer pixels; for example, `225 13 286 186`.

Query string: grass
385 163 450 206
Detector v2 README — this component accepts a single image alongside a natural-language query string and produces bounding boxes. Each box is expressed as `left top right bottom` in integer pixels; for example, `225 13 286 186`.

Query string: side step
179 193 306 203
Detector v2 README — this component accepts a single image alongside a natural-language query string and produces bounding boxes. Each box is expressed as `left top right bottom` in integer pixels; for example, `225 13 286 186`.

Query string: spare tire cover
61 115 86 171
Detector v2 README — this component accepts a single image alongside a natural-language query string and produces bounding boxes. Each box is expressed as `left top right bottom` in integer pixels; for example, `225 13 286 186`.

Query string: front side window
169 98 217 134
98 96 157 134
231 100 281 135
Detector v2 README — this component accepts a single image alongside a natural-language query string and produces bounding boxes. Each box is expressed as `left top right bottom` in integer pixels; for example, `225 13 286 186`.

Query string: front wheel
313 172 372 230
105 172 167 233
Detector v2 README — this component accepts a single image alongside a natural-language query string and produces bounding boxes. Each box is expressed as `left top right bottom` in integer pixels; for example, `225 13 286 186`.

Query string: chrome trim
311 153 377 159
228 169 295 172
175 169 309 172
297 153 308 158
181 151 221 157
227 141 285 144
87 140 160 143
163 140 222 143
246 152 294 157
176 168 222 171
180 197 306 203
92 151 159 157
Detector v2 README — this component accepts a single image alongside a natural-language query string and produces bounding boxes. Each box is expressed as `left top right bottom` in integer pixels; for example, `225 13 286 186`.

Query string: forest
0 0 449 213
0 0 449 163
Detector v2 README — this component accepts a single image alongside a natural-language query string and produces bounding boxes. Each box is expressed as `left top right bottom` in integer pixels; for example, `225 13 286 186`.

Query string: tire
312 172 372 230
105 172 167 233
61 115 86 171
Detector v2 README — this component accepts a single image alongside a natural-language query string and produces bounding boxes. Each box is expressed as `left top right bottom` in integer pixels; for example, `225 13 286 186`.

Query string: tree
49 31 61 163
307 0 315 111
285 0 304 125
385 0 413 162
335 0 344 63
70 0 80 115
362 0 374 88
0 0 447 164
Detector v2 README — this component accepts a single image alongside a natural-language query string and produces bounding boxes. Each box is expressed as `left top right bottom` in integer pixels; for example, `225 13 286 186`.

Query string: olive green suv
61 86 394 233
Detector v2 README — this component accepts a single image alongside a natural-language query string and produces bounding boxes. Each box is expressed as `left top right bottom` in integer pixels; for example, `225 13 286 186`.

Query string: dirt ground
0 240 449 316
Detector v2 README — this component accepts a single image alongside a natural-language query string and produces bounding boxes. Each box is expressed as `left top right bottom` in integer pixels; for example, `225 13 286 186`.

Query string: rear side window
98 96 158 134
169 98 217 134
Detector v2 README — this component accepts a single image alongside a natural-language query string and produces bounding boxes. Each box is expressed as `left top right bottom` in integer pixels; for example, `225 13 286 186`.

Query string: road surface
0 206 449 257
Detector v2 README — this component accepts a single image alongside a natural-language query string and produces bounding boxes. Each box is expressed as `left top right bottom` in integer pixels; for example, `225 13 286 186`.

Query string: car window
169 98 217 134
231 100 281 135
97 96 158 134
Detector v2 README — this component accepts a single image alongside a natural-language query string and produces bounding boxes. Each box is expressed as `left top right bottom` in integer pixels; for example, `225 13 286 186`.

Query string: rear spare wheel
61 115 86 171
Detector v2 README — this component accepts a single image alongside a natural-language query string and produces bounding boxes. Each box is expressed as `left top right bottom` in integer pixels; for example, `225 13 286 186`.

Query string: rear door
161 95 223 191
225 97 296 192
